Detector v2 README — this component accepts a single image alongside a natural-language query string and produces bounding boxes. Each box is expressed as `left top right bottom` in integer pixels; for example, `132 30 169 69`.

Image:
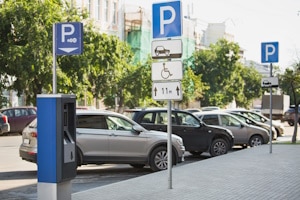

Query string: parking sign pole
167 100 172 189
269 63 273 154
52 24 57 94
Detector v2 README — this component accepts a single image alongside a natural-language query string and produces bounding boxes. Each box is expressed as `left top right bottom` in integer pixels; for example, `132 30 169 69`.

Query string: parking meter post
37 94 76 200
269 63 273 154
167 100 172 189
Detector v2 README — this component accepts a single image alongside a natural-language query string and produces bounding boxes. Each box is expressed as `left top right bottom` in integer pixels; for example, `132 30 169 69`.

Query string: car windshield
244 112 267 122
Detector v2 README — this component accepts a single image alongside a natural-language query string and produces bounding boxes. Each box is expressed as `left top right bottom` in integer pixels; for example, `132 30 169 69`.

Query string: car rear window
202 115 219 125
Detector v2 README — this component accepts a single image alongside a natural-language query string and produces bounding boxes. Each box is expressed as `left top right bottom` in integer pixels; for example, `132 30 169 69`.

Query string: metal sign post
269 63 273 154
261 41 279 154
53 22 83 94
152 0 182 189
167 100 172 189
52 24 57 94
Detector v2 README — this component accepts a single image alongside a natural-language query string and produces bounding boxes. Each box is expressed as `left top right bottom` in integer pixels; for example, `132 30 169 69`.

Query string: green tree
236 66 262 108
0 0 74 105
192 39 244 107
58 28 135 111
0 0 136 109
279 63 300 143
181 66 209 107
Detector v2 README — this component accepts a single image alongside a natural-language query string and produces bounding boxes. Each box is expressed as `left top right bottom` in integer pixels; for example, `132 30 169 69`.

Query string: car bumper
275 124 285 136
0 124 10 135
19 146 37 163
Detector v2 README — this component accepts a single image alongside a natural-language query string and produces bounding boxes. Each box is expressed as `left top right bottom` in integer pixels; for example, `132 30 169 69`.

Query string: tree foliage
0 0 136 109
192 39 261 108
0 0 64 105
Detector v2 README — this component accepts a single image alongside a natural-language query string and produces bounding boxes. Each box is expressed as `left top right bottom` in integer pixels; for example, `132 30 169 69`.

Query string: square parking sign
261 42 279 63
152 1 182 39
55 22 83 55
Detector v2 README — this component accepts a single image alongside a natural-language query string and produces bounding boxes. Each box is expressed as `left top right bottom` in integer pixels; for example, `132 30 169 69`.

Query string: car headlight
176 138 184 146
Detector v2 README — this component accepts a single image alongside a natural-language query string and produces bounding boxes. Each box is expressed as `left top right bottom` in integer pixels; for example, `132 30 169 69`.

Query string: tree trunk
291 104 299 143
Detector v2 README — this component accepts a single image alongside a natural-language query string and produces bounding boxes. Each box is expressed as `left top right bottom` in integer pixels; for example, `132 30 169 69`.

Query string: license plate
24 139 30 144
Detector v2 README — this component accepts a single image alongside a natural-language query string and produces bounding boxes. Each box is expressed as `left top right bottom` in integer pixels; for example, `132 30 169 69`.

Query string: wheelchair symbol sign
152 61 182 81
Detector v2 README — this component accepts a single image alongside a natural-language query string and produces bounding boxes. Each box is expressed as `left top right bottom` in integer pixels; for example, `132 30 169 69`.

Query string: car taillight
1 115 8 123
31 131 38 138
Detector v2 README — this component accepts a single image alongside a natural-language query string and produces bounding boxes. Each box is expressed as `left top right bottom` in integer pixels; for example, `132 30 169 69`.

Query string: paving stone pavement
72 144 300 200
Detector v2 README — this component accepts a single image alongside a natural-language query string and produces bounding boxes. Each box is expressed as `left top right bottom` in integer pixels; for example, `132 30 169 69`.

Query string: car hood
204 124 234 138
144 130 182 140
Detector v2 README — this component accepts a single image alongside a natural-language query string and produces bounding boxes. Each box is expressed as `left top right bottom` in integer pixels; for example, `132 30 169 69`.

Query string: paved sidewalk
72 144 300 200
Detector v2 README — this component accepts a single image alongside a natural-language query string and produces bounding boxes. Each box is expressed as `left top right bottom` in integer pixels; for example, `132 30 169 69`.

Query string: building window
104 0 108 22
112 1 117 24
95 0 101 20
85 0 92 17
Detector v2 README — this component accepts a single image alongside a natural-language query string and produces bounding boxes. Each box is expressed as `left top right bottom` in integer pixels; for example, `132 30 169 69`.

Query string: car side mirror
132 125 143 134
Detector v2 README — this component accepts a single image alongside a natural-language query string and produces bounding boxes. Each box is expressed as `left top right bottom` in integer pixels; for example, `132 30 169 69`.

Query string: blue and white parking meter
37 94 76 200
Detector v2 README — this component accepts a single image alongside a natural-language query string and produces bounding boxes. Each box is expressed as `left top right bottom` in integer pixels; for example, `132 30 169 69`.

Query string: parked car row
124 108 234 157
19 107 284 172
194 111 270 147
226 109 285 137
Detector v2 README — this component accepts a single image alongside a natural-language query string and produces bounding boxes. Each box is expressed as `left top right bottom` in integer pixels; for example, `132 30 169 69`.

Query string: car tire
249 135 263 147
210 138 228 157
130 164 145 169
76 148 83 166
149 146 168 172
288 121 294 126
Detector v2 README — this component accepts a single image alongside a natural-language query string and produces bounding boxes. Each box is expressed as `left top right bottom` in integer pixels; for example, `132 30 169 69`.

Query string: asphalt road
0 122 296 200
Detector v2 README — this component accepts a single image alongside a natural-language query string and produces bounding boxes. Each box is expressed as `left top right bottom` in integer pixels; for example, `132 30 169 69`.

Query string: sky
124 0 300 70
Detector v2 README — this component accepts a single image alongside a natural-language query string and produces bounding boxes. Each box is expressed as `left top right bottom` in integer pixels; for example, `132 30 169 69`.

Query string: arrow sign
152 81 182 100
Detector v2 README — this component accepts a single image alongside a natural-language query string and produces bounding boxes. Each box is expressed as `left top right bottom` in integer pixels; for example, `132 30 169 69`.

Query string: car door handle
110 133 117 137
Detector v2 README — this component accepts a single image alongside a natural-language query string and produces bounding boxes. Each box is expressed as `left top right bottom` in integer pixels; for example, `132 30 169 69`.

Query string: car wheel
288 121 294 126
130 164 145 169
189 151 203 156
249 135 263 147
76 148 83 166
210 138 228 157
149 146 168 172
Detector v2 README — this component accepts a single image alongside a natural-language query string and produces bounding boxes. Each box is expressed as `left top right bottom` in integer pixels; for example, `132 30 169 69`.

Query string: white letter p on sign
265 44 276 62
61 24 75 43
160 6 176 35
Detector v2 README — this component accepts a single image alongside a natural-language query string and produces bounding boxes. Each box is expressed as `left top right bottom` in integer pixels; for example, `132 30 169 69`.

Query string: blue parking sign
152 1 182 39
261 42 279 63
55 22 83 55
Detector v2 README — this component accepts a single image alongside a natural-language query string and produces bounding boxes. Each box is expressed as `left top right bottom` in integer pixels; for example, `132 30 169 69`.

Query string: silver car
194 111 270 147
19 110 185 172
227 109 284 137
